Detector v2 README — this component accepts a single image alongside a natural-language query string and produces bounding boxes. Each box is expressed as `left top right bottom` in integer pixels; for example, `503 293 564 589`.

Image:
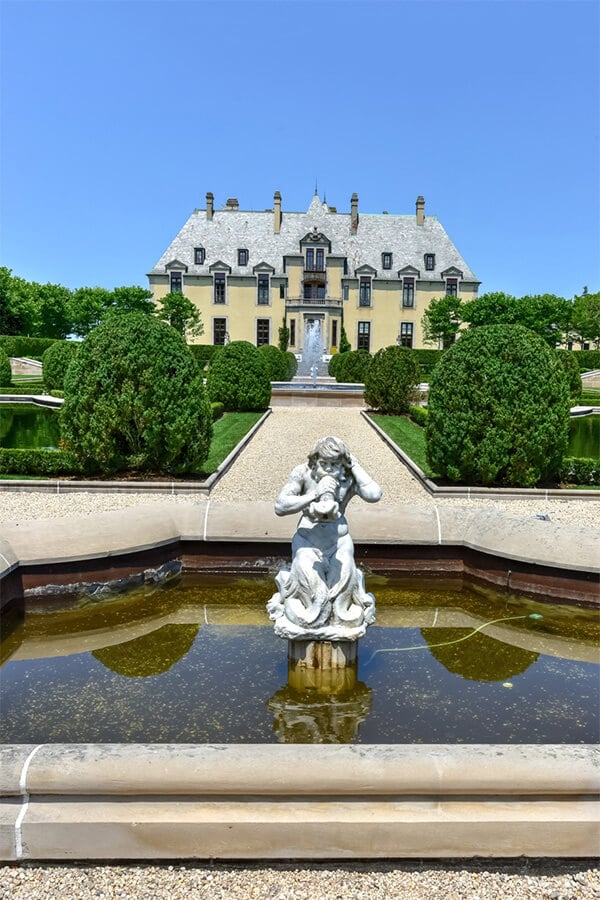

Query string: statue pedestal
288 640 358 693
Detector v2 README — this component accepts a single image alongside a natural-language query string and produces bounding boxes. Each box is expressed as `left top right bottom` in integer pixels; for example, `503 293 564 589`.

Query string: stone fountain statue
267 436 382 645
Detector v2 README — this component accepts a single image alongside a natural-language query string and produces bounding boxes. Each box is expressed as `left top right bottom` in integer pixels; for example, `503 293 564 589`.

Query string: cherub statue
267 436 382 640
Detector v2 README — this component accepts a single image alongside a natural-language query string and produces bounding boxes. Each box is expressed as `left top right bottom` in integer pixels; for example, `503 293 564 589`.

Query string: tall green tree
570 291 600 347
461 292 569 346
421 295 464 347
68 286 112 336
155 292 204 338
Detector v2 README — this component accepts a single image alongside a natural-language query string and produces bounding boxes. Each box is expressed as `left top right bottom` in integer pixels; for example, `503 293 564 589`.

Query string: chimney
226 198 239 210
274 190 282 234
206 191 214 221
351 193 359 234
416 195 425 226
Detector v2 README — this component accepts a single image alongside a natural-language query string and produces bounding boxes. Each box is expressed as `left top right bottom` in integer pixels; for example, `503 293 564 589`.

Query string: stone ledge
1 501 597 577
1 744 598 860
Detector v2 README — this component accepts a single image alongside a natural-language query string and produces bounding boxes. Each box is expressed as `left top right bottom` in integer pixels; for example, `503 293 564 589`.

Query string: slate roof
149 194 478 283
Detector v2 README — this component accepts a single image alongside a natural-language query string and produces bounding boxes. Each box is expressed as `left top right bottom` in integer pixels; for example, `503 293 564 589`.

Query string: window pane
214 274 226 303
258 274 269 304
359 277 371 306
256 319 270 346
357 321 370 351
403 279 414 307
316 249 324 270
213 318 227 344
170 272 183 292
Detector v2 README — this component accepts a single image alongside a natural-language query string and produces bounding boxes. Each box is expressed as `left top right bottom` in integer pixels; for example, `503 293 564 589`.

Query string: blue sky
1 0 598 299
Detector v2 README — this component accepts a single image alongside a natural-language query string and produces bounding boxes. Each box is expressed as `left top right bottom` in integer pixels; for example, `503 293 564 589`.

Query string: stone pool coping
1 744 598 860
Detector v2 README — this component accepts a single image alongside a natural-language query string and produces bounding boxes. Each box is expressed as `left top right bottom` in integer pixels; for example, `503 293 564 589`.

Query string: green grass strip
202 411 264 474
370 414 439 478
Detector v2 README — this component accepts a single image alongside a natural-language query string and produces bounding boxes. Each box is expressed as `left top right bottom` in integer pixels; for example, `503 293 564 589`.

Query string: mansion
148 191 479 353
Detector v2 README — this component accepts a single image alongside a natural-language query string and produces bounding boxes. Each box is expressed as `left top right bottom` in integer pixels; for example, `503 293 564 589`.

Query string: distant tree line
421 290 600 349
0 268 202 339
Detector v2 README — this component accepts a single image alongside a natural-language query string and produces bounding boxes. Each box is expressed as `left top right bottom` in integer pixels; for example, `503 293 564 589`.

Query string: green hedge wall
572 350 600 371
188 344 223 369
0 336 59 358
0 383 46 395
558 457 600 486
0 448 82 476
412 349 445 375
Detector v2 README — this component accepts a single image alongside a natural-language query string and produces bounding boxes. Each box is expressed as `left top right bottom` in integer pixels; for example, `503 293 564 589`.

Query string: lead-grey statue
267 436 382 641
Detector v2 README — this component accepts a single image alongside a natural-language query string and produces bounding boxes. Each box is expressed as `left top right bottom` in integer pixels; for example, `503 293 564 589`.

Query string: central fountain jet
267 436 382 671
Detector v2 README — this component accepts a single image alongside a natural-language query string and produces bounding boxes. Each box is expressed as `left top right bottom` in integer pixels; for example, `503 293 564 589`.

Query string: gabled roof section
300 229 331 248
398 265 420 278
165 259 188 271
252 261 275 274
355 263 377 276
208 260 232 273
441 265 464 278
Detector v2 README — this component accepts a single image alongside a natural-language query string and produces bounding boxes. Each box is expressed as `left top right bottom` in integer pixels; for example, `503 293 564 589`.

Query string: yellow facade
148 191 480 352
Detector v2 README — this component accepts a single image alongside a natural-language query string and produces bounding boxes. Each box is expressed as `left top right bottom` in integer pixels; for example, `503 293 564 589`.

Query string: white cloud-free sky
2 0 598 298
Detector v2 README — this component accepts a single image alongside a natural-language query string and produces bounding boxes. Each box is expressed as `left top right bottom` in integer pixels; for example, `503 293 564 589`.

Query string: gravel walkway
1 859 599 899
1 408 598 889
0 408 598 528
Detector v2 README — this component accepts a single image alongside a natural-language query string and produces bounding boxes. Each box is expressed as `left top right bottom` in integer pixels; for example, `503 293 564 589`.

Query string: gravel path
0 407 597 528
1 859 599 899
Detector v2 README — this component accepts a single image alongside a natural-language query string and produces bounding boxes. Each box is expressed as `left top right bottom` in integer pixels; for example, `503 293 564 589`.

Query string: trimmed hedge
206 340 271 411
211 401 224 421
573 350 600 371
333 349 372 384
258 344 290 381
284 351 298 379
42 340 80 391
0 383 45 395
558 457 600 486
328 352 346 378
0 448 82 476
61 313 213 475
188 344 223 370
426 325 570 487
412 348 444 375
364 346 421 414
0 336 58 358
0 349 12 387
409 404 429 427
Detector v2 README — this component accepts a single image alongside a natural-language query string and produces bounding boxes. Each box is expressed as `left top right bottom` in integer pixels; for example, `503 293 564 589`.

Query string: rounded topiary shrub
0 348 11 387
258 344 289 381
328 351 346 378
334 349 372 384
364 345 421 413
206 340 271 411
60 313 212 475
285 350 298 379
555 350 582 403
426 325 571 487
42 340 80 391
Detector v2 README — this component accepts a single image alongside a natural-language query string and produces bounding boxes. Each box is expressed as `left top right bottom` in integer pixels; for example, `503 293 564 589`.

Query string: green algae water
1 574 598 744
569 414 600 458
0 404 60 449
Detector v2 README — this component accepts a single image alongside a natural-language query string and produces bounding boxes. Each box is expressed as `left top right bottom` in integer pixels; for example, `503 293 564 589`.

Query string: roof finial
314 178 318 197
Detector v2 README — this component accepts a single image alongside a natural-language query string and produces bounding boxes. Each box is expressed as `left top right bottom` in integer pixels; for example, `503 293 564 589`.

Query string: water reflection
0 404 60 449
1 574 598 744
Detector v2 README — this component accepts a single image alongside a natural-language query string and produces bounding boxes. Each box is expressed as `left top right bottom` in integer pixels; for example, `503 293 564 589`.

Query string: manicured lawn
0 411 265 479
201 411 264 474
369 413 439 478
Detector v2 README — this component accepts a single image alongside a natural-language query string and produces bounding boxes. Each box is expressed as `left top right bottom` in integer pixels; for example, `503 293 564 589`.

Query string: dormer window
170 271 183 293
424 253 435 271
445 278 458 296
238 249 248 266
194 247 205 265
382 252 392 270
402 278 415 308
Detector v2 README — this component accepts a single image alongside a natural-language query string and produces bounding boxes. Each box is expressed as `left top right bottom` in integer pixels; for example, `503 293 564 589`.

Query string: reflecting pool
2 574 598 744
569 414 600 458
0 404 60 449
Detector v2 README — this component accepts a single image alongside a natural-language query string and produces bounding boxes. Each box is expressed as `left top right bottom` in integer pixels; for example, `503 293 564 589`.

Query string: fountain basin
1 502 598 860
